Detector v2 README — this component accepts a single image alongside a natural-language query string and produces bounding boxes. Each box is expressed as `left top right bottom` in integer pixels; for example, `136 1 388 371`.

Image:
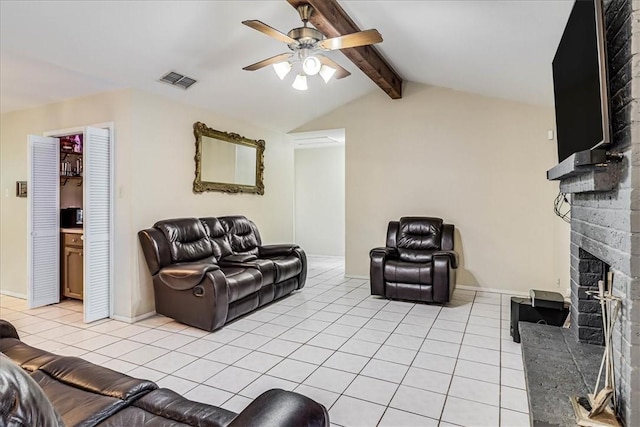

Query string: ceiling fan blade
318 56 351 79
242 20 296 44
243 53 293 71
318 29 383 51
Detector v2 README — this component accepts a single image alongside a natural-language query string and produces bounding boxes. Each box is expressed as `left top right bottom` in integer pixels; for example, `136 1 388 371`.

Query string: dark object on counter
370 217 458 304
138 216 307 331
0 319 329 427
510 291 570 343
61 207 83 228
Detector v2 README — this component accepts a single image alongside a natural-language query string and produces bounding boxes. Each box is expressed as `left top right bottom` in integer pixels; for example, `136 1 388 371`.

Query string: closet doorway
27 124 113 323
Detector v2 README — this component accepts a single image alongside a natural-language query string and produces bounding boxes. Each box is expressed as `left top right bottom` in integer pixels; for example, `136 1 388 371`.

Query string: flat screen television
552 0 610 163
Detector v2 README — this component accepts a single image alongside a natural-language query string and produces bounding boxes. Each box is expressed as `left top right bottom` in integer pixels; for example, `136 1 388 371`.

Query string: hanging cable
554 191 571 223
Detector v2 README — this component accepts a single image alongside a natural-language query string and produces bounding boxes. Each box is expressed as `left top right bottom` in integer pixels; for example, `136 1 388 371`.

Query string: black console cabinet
510 296 570 343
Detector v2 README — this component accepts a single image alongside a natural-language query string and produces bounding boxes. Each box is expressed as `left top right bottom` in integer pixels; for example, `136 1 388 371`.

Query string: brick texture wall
565 0 639 424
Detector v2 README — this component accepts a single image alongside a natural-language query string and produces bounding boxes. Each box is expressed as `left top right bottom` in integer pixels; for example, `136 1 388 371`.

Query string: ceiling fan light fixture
292 73 308 91
273 61 292 80
302 55 322 76
319 65 337 83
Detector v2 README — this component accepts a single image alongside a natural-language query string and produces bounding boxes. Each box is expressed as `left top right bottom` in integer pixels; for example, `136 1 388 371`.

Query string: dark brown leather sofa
370 217 458 304
0 320 329 427
138 216 306 331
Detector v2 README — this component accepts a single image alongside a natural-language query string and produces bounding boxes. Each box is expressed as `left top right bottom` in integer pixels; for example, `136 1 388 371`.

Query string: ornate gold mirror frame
193 121 265 195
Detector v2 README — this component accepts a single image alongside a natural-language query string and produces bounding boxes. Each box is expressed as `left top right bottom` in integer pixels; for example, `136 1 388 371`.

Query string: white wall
295 82 570 294
294 146 345 256
0 89 295 318
130 90 295 316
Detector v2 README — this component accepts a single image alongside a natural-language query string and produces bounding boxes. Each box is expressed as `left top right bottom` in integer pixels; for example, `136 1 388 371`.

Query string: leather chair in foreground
0 320 329 427
370 217 458 304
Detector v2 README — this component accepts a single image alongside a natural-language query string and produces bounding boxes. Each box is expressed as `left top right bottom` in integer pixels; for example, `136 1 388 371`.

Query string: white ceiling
0 1 573 132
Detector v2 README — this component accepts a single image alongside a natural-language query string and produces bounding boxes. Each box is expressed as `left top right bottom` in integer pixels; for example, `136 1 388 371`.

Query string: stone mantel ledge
547 150 621 194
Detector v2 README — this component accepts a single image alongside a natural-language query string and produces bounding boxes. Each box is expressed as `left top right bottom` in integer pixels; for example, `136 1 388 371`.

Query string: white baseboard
0 290 27 299
112 311 156 324
344 274 368 280
307 254 344 259
456 284 529 297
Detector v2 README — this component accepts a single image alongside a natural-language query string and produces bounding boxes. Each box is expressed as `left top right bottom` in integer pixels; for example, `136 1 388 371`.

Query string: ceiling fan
242 4 383 90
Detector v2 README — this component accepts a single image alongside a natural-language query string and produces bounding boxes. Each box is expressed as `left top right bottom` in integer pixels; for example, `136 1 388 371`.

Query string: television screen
552 0 610 163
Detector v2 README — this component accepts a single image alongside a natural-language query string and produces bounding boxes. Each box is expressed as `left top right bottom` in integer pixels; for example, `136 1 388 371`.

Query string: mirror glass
201 136 257 185
193 122 265 194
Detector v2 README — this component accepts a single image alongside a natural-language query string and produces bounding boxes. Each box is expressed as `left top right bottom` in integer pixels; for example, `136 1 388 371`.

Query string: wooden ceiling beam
287 0 403 99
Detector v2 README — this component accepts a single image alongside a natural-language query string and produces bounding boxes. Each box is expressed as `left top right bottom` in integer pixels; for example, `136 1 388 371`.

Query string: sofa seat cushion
220 267 263 303
0 338 59 372
383 260 432 285
97 388 236 427
268 256 302 282
30 370 131 427
220 257 276 287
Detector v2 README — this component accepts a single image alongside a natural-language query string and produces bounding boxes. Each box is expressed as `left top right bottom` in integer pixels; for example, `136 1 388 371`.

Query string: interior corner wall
129 90 294 317
294 145 345 256
294 82 570 293
0 89 135 317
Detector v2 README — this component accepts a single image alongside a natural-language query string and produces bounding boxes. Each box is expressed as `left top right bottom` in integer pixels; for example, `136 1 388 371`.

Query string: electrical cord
554 191 571 223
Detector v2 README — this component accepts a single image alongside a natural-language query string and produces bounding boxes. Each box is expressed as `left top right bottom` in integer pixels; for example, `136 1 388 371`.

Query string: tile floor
0 256 530 427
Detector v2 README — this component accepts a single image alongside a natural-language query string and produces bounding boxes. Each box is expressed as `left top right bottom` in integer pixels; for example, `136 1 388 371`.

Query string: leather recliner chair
370 217 458 304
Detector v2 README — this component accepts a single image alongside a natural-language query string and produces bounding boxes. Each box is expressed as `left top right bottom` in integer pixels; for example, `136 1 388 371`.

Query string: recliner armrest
258 244 299 257
228 389 329 427
158 262 220 290
369 247 398 260
432 250 459 269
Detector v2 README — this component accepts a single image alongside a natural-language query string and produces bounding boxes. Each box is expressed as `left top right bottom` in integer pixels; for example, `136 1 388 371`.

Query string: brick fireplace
572 248 610 345
548 0 639 424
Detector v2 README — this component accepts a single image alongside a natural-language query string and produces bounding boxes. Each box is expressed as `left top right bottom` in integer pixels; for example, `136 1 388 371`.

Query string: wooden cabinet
62 231 83 300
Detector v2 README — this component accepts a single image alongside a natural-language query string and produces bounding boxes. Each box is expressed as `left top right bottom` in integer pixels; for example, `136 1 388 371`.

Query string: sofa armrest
158 262 220 290
432 250 459 269
258 244 299 257
228 389 329 427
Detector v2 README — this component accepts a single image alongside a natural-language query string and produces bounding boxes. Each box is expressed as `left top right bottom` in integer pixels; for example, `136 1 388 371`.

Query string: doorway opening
27 124 113 323
291 129 345 258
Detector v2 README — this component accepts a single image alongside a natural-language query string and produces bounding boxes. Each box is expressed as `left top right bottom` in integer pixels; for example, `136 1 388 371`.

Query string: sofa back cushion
154 218 214 263
396 217 443 262
219 216 262 256
200 217 233 260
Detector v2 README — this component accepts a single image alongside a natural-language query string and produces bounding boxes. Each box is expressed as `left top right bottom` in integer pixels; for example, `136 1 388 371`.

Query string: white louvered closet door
83 127 111 322
28 135 60 308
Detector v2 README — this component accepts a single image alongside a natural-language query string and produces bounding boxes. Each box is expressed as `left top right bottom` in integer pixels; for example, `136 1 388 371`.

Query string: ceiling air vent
159 71 197 90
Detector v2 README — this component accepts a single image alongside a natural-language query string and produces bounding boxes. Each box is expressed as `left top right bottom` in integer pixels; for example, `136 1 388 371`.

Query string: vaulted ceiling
0 1 573 132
